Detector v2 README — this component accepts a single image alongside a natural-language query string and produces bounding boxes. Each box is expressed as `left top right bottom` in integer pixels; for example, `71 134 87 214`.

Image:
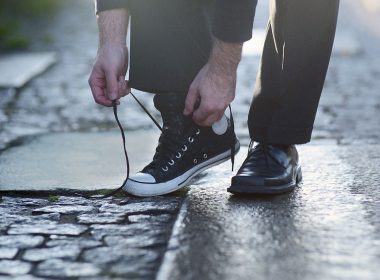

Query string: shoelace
78 93 235 199
247 141 286 170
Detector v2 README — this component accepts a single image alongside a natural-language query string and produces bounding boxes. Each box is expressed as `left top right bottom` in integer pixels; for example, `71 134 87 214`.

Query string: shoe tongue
154 92 193 136
161 112 192 136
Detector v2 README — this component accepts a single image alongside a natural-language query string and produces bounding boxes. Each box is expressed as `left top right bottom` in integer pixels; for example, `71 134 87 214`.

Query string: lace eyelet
162 166 168 172
188 137 194 143
196 129 200 135
176 152 182 159
182 145 188 152
193 159 198 164
203 153 208 159
168 160 175 166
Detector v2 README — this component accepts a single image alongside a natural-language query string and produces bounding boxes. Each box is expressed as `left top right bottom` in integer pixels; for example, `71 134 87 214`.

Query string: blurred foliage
0 0 61 52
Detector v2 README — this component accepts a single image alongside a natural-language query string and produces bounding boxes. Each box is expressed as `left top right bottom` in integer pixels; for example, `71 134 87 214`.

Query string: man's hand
89 9 129 107
184 39 243 126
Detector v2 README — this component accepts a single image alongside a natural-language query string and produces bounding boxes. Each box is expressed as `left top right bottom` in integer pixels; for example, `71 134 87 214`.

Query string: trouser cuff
249 124 313 145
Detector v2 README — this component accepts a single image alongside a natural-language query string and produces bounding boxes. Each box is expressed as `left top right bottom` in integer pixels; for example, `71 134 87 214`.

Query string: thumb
184 86 200 116
105 72 119 100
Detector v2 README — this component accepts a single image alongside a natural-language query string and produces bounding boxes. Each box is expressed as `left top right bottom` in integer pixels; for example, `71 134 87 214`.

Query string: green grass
0 0 61 51
48 195 60 203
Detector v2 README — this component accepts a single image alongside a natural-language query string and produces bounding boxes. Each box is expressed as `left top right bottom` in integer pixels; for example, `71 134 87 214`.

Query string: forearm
208 39 243 76
97 9 129 47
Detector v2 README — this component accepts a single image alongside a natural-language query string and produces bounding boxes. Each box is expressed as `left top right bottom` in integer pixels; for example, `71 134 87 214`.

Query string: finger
119 76 130 97
194 111 221 127
105 72 119 100
89 79 112 107
92 88 113 107
183 86 200 116
192 103 212 126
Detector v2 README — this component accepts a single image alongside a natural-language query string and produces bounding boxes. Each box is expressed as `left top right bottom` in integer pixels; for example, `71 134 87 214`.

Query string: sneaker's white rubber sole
123 142 240 197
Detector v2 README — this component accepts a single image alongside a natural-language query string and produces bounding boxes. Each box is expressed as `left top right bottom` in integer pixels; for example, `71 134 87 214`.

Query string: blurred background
0 0 380 150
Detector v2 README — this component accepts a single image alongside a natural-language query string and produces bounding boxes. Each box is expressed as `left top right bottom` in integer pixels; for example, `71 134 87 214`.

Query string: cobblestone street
0 195 181 279
1 0 380 279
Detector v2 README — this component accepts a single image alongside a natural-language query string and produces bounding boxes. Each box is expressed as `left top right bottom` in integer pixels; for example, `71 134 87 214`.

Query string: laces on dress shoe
247 141 287 170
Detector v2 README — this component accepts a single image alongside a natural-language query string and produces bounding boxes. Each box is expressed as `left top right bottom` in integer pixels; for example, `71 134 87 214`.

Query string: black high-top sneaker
123 93 240 197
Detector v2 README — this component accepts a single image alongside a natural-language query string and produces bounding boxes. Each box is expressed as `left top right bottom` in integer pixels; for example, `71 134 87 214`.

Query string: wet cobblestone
0 195 181 279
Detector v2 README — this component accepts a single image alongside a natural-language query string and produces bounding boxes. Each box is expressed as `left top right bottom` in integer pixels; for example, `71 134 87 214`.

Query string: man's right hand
89 44 129 107
88 9 129 107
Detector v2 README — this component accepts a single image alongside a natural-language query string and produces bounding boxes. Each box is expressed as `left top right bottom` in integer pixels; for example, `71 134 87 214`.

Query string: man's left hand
183 39 243 127
183 63 236 127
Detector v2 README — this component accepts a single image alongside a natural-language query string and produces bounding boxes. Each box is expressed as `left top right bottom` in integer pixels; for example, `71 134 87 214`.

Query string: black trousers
126 0 340 144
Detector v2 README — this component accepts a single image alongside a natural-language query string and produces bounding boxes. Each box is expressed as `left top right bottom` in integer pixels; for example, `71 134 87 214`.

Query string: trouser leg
127 0 213 94
248 0 340 145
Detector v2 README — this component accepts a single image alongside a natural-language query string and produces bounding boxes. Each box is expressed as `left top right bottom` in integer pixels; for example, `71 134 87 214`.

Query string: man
89 0 339 196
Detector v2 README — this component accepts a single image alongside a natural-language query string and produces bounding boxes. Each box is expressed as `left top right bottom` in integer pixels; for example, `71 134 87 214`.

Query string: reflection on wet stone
23 246 81 262
90 223 167 241
0 260 32 275
104 234 167 248
1 197 49 208
0 235 44 249
128 214 172 224
33 205 96 215
99 201 179 214
83 247 159 266
77 213 126 224
0 247 18 259
46 237 102 249
36 259 102 278
0 276 46 280
8 223 88 236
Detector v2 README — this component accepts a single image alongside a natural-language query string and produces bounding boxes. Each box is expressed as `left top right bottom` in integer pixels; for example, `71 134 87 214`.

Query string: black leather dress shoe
228 142 302 194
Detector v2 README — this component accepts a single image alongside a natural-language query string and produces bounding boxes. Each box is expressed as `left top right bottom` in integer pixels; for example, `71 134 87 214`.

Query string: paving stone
109 263 154 278
8 223 88 236
128 214 172 224
78 278 125 280
0 276 45 280
46 237 102 249
2 213 61 227
0 52 57 88
99 201 179 214
36 259 102 278
33 205 96 215
83 247 159 265
90 223 166 240
104 234 167 248
1 197 49 208
0 205 31 216
0 247 18 259
0 260 31 275
77 212 126 224
56 196 99 206
0 235 44 249
23 245 81 262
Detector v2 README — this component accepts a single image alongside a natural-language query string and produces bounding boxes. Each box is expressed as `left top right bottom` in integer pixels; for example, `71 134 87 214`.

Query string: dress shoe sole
227 165 302 195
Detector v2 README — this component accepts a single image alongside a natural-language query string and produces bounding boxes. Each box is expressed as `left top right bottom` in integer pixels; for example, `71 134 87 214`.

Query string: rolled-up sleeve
95 0 128 14
212 0 257 43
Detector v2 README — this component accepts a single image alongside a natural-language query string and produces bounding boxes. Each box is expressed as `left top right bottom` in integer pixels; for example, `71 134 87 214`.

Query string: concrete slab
0 52 57 88
243 29 361 57
362 0 380 13
0 130 159 191
158 144 380 280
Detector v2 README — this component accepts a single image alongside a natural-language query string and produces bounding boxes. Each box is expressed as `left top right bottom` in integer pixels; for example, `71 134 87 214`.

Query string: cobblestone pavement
0 195 182 279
